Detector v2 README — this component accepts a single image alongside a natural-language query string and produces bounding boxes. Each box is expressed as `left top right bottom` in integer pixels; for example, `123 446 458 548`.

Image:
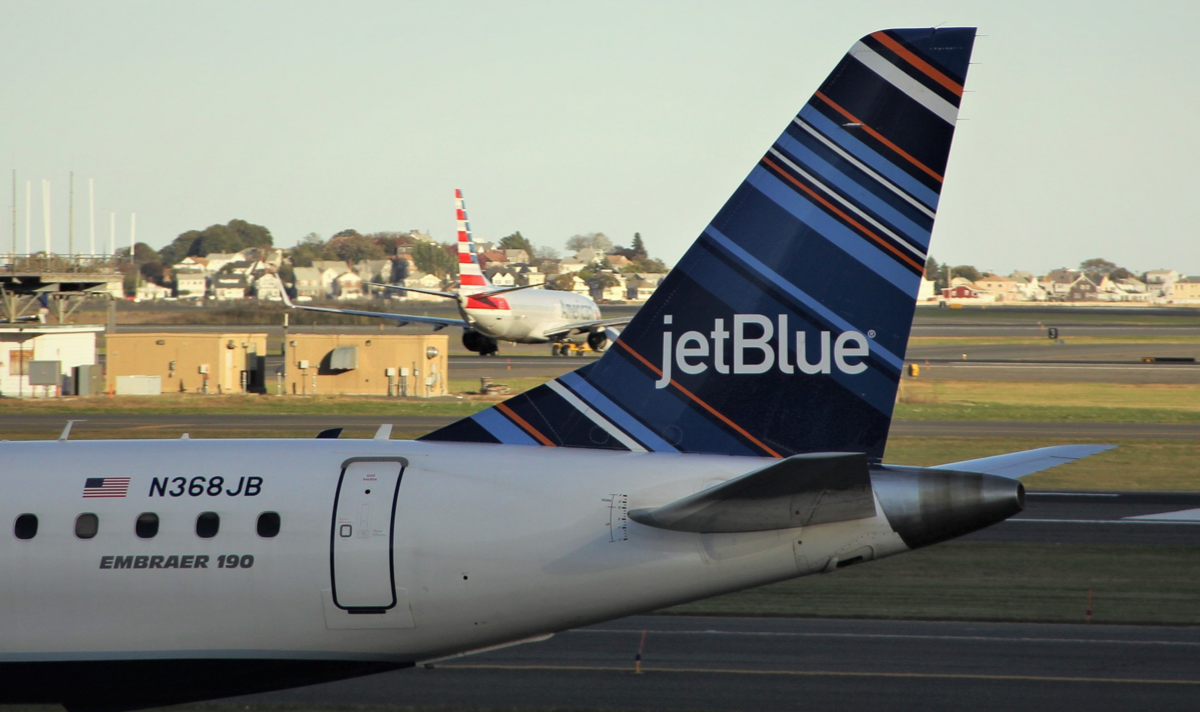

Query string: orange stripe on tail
496 402 557 447
815 91 943 183
870 31 964 97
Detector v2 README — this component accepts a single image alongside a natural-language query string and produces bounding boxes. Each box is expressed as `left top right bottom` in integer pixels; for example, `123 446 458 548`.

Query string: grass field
895 379 1200 423
0 394 489 417
911 305 1200 325
5 378 1200 421
662 542 1200 625
909 334 1200 346
884 437 1199 491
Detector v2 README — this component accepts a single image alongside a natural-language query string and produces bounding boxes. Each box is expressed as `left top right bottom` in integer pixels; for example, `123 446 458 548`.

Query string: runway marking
440 663 1200 685
1011 518 1200 526
928 363 1200 371
578 628 1200 648
1126 508 1200 521
1029 492 1121 497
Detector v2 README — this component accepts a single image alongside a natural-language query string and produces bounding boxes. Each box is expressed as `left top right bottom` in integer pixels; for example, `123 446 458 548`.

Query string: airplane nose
872 469 1025 550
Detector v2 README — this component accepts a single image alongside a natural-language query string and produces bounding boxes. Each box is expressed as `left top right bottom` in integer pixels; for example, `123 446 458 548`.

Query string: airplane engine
462 330 499 356
586 331 608 352
872 469 1025 552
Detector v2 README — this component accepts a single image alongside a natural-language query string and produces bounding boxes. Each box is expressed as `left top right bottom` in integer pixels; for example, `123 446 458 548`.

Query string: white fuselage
0 438 908 664
461 289 601 343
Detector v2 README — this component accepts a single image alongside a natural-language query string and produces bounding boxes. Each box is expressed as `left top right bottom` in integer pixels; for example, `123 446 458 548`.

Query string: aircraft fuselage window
14 514 38 540
196 512 220 539
257 511 281 538
75 513 99 540
136 513 160 539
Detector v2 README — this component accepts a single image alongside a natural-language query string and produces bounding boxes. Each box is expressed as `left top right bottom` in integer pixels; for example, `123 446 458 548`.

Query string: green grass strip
662 542 1200 625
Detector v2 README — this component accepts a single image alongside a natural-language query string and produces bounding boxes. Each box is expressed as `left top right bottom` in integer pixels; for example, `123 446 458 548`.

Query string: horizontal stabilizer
628 453 876 533
932 445 1115 479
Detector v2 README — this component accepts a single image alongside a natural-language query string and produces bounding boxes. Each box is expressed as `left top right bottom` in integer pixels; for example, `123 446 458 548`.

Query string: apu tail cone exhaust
872 469 1025 550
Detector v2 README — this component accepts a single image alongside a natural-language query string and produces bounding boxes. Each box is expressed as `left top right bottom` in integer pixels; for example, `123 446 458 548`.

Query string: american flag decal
82 477 131 498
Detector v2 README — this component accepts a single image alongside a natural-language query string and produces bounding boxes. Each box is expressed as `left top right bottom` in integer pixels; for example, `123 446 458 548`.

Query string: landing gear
462 330 499 356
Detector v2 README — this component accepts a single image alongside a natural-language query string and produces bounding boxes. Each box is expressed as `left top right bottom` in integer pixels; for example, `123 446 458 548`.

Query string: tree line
924 256 1141 290
119 219 670 295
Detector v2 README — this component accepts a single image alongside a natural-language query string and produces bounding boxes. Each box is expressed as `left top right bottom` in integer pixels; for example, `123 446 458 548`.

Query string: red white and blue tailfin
456 189 491 296
423 28 976 462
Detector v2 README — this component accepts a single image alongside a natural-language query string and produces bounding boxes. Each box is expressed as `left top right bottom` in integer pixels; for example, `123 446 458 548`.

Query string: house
485 268 518 287
1167 276 1200 302
625 273 666 302
254 273 284 301
476 251 507 271
605 254 633 268
941 283 984 299
974 275 1021 301
135 282 172 301
395 271 446 301
1014 275 1048 301
514 264 545 287
554 273 590 297
291 267 324 300
1041 269 1081 299
558 255 588 273
1065 274 1099 301
175 256 208 272
334 271 363 300
1096 275 1147 302
1145 269 1180 286
592 273 627 302
202 253 241 275
223 260 259 278
213 275 248 301
248 247 284 268
503 249 529 264
355 259 393 285
312 259 350 295
174 271 207 300
1116 277 1150 300
308 262 349 298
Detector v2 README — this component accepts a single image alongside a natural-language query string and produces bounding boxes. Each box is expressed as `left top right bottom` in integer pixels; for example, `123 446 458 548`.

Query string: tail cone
873 469 1025 550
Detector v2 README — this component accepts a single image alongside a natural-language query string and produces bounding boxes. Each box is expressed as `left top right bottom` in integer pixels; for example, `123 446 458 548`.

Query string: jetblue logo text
655 315 869 389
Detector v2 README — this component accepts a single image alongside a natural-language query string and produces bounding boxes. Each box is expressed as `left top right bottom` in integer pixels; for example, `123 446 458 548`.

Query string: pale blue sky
3 0 1198 275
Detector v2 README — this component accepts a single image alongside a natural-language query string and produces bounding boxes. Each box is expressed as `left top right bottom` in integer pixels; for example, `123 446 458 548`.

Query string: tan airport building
284 333 449 397
105 333 269 395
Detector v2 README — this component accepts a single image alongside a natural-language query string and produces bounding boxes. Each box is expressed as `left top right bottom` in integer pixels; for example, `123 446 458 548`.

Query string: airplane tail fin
422 28 976 460
455 189 492 296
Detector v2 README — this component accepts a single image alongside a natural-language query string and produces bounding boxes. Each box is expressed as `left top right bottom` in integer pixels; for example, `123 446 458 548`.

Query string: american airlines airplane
2 28 1110 708
282 190 629 356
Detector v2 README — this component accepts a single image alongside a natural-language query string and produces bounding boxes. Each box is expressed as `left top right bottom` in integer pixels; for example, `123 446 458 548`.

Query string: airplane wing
544 316 632 339
284 302 466 329
932 445 1115 479
367 281 540 300
279 279 466 329
366 282 459 300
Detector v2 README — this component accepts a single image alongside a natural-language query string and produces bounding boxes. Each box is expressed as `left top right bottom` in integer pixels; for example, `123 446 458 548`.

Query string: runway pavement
447 352 1200 384
232 615 1200 712
967 490 1200 545
4 413 1197 442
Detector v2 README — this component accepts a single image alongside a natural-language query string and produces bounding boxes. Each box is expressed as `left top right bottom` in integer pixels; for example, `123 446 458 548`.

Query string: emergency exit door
330 459 404 611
